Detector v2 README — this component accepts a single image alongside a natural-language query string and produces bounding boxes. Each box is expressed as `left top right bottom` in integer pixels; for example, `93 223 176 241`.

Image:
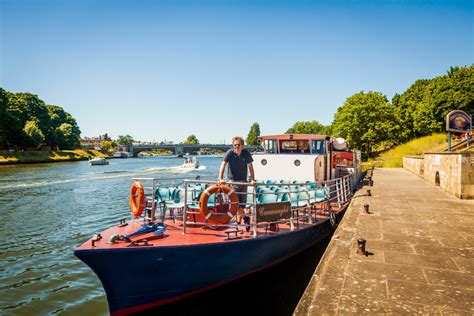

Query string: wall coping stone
424 152 472 156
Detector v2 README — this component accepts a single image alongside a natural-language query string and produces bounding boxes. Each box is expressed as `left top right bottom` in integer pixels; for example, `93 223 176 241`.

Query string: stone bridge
129 144 260 157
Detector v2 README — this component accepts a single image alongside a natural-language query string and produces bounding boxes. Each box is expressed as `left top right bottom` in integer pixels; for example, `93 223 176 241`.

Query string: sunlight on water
0 156 222 315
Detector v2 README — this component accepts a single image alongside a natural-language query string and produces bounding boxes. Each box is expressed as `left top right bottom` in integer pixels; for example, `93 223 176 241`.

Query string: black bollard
366 189 371 196
357 238 366 256
364 204 370 214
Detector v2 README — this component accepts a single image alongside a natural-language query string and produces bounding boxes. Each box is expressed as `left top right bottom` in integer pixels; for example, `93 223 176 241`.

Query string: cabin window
311 140 325 154
280 140 310 154
263 140 277 153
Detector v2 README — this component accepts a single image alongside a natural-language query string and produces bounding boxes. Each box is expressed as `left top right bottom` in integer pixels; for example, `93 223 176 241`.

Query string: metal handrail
130 174 355 237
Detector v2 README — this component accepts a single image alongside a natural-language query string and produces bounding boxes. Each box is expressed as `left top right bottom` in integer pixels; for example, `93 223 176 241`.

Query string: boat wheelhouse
255 134 361 184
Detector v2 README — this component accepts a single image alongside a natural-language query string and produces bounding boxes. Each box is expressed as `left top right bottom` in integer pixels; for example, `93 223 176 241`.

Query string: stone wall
403 156 424 177
423 152 474 199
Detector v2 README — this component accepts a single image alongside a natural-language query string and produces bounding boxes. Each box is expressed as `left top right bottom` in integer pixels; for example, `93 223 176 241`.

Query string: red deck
76 205 345 251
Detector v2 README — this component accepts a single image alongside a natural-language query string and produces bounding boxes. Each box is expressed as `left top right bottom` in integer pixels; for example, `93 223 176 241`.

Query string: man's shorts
232 183 248 208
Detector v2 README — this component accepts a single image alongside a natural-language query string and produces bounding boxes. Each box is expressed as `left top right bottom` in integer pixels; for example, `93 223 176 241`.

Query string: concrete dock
295 168 474 314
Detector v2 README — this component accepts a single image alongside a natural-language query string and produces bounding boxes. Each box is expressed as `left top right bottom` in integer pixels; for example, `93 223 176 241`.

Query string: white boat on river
181 156 200 169
89 157 109 165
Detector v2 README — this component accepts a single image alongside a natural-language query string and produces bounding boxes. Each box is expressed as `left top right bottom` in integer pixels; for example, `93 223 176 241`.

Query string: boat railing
131 175 353 237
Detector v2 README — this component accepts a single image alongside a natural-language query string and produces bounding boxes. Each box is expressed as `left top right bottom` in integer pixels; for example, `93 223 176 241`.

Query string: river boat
181 156 200 169
74 134 361 315
89 157 109 165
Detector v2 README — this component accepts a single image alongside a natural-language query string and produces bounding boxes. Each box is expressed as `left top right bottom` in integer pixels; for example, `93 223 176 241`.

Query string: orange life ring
130 181 146 216
199 184 239 224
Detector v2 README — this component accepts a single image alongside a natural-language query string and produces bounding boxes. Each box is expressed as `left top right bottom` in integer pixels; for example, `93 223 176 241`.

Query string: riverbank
0 149 108 165
295 168 473 314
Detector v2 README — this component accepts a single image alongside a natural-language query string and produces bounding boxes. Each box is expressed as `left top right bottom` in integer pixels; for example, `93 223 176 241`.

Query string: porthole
261 159 267 166
294 160 301 166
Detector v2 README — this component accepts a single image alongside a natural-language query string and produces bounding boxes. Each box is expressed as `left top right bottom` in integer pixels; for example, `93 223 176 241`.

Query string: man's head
232 136 245 154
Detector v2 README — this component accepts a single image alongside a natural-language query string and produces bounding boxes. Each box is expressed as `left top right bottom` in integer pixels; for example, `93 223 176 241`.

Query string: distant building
80 133 111 150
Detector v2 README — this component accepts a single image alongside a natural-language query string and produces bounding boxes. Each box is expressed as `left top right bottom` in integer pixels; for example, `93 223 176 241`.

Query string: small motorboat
181 156 199 169
89 157 109 165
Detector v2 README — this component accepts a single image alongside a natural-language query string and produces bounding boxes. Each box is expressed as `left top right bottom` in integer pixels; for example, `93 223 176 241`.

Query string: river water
0 156 330 316
0 156 220 315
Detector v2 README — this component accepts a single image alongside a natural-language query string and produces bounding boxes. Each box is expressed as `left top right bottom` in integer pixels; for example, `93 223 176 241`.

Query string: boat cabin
254 134 361 183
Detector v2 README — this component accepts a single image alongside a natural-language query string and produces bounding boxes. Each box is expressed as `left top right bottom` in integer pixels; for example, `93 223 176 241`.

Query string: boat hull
74 216 339 315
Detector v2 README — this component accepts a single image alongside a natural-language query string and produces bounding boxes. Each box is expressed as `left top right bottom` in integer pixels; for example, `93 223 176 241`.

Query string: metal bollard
364 204 370 214
357 238 366 255
366 189 371 196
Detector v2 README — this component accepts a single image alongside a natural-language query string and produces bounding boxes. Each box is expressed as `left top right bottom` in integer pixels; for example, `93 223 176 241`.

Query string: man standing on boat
219 136 255 224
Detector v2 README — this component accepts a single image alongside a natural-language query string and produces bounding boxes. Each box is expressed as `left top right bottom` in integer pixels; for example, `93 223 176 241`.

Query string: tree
0 88 7 149
55 123 79 150
182 134 199 144
117 135 135 146
286 120 330 135
46 105 81 149
393 65 474 140
100 140 116 151
23 120 45 148
332 91 401 158
0 88 81 150
246 122 261 146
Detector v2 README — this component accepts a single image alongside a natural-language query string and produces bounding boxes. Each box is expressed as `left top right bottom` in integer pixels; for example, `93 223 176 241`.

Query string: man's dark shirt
223 149 253 181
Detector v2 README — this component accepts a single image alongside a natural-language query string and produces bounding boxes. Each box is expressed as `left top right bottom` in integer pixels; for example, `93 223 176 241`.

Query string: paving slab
294 168 474 315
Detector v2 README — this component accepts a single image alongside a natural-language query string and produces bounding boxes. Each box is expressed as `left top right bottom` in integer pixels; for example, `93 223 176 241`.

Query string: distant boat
181 156 200 169
113 151 132 158
89 157 109 165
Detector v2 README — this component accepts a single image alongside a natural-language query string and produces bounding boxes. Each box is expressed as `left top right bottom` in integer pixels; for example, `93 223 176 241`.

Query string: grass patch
370 134 448 168
0 149 108 165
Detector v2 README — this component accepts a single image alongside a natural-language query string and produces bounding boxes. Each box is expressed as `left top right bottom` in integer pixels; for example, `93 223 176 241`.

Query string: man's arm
248 162 255 182
218 160 227 182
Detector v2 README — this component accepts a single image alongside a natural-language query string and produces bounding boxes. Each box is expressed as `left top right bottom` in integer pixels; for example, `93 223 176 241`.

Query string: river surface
0 156 330 316
0 156 220 315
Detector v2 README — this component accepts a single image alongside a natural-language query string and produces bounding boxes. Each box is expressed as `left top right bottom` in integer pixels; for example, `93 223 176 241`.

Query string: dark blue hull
74 217 337 315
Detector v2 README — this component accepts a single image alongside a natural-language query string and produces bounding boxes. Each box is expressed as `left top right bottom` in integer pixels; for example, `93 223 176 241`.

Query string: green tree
117 135 135 146
0 88 8 148
286 120 331 135
393 65 474 140
46 105 81 149
100 140 116 151
23 120 45 148
332 91 401 157
246 122 261 145
0 88 81 150
55 123 79 150
182 134 199 144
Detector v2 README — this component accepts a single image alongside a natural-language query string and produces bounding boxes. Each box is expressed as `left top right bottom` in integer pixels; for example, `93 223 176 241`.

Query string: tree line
0 88 81 150
278 64 473 157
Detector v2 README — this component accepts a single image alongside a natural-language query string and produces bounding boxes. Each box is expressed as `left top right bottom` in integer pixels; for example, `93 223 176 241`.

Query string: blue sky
1 0 472 143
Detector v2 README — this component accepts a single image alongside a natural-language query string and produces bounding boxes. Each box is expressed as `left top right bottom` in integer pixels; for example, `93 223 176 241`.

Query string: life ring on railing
199 185 239 224
130 181 146 216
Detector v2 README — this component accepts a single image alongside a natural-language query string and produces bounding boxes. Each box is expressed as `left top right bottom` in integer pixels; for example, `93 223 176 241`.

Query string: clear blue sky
1 0 472 143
